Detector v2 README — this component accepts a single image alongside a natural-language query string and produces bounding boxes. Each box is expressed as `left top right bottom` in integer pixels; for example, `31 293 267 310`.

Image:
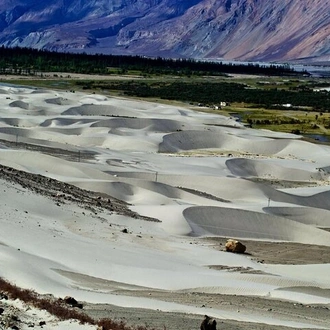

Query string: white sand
0 85 330 329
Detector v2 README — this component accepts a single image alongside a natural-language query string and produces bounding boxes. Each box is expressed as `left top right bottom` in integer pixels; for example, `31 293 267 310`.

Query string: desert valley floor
1 85 330 329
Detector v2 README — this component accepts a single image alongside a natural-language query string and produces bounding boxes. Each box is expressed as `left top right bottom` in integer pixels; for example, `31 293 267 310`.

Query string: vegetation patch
0 277 153 330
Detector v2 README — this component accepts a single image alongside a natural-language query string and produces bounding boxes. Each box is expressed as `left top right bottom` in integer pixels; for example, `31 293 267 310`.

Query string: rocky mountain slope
0 0 329 62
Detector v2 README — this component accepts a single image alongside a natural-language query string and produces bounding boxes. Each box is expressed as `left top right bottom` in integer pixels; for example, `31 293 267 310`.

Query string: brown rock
225 239 246 254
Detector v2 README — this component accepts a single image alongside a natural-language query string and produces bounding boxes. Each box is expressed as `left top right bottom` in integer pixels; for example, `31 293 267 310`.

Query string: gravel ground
83 293 330 330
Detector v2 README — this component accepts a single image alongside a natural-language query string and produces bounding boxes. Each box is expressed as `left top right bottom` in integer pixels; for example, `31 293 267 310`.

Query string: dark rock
200 315 217 330
0 293 8 300
64 296 78 305
63 296 83 309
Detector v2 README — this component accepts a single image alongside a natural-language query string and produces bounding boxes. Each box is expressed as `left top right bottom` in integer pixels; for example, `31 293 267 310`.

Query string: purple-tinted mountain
0 0 329 63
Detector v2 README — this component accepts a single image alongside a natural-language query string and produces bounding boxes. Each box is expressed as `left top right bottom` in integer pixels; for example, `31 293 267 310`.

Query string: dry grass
0 277 155 330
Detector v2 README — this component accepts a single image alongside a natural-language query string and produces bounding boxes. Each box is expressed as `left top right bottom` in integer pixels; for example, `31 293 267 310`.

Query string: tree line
0 46 301 76
76 80 330 110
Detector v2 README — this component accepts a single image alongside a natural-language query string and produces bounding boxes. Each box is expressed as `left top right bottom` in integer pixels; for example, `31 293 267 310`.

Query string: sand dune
0 117 38 127
0 126 37 138
45 97 75 105
0 88 9 94
0 150 113 181
9 100 30 109
226 158 322 181
1 86 330 329
91 117 191 132
40 117 97 127
183 206 330 245
62 104 138 117
260 184 330 211
265 206 330 227
159 129 306 155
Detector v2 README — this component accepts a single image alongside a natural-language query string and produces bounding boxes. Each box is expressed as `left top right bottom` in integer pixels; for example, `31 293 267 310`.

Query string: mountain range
0 0 329 63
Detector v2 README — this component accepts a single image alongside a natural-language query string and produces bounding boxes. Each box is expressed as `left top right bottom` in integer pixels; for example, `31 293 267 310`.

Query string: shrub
0 278 155 330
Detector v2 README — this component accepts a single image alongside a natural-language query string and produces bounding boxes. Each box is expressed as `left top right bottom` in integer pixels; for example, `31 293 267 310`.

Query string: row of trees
76 80 330 110
0 46 301 76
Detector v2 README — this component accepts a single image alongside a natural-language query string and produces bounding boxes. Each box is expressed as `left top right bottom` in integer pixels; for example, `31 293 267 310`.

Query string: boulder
63 296 83 309
0 293 8 300
200 315 217 330
225 239 246 254
64 296 78 305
